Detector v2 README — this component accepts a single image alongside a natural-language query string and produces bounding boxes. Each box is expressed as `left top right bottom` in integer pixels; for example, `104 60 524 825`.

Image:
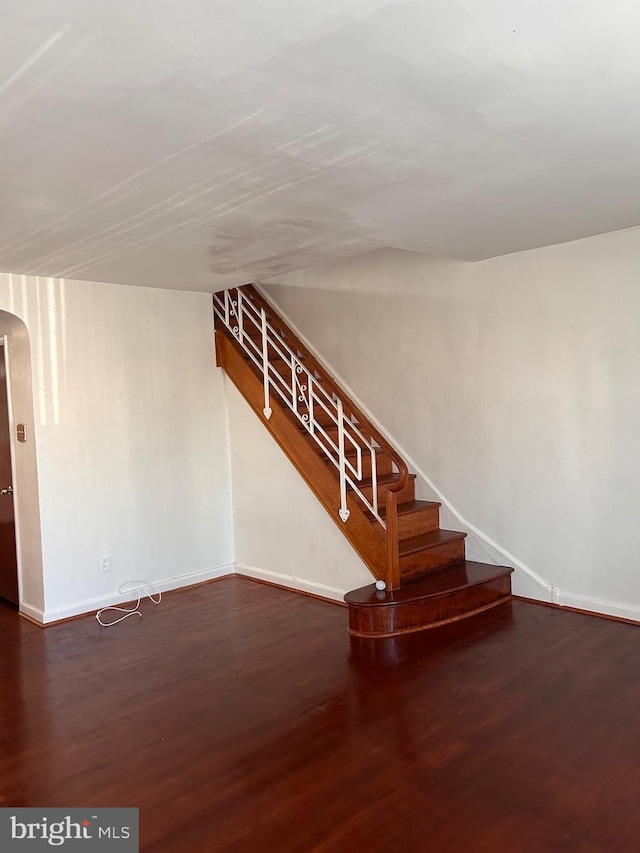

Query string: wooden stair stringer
217 330 386 578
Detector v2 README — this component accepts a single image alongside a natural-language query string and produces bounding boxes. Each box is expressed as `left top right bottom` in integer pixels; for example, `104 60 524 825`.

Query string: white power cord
95 580 162 627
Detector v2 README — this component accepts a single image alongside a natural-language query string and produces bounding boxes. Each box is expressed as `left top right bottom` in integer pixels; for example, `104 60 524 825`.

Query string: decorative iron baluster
213 288 400 528
236 288 244 342
337 399 350 523
293 358 309 429
370 446 378 518
307 375 314 434
261 307 272 420
229 294 239 338
291 356 297 411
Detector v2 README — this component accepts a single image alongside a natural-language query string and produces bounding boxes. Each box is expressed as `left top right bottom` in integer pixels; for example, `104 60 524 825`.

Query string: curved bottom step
344 561 514 638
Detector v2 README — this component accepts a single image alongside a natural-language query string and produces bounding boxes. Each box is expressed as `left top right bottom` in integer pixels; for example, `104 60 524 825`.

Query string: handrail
245 285 409 496
214 284 408 588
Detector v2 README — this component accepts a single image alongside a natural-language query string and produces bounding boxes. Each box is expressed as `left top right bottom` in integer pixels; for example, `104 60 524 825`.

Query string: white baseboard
553 589 640 624
235 562 346 603
33 563 235 625
20 601 46 625
24 559 640 627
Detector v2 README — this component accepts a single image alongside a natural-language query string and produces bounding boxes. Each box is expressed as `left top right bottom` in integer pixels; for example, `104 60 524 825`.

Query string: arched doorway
0 311 44 618
0 339 18 603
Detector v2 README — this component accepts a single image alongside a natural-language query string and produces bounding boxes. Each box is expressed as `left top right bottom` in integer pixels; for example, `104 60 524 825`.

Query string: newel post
385 490 401 590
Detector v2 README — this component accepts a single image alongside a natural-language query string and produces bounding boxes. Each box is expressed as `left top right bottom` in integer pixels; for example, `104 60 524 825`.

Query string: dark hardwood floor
1 578 639 852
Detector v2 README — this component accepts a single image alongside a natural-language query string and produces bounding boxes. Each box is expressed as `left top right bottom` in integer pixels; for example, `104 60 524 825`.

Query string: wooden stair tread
357 472 416 488
364 499 440 523
399 528 466 557
344 446 387 459
298 422 341 432
345 561 513 606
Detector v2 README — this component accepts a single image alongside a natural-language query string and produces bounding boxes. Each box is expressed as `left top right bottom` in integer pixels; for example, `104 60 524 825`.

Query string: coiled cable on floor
95 580 162 627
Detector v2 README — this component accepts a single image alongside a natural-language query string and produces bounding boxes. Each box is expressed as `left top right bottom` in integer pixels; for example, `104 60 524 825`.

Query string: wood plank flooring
1 577 640 851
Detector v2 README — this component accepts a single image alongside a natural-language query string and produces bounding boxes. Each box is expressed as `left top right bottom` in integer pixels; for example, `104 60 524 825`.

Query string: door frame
0 339 19 604
0 313 44 620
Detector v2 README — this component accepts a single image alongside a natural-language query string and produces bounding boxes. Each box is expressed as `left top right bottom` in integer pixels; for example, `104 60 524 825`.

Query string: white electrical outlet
100 555 111 573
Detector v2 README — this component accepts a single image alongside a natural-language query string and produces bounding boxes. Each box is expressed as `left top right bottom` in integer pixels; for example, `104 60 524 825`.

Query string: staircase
213 285 513 637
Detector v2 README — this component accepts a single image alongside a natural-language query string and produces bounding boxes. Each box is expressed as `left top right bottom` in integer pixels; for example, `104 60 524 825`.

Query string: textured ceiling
1 0 640 291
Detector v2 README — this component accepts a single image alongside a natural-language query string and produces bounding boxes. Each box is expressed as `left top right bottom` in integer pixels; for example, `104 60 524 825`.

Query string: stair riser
306 409 340 429
359 479 415 508
241 349 368 438
242 352 359 437
311 430 394 478
396 506 441 538
294 408 350 430
346 453 393 479
371 505 441 541
400 538 466 579
268 366 298 395
268 356 306 374
233 330 291 362
347 576 512 638
287 407 340 432
309 424 378 450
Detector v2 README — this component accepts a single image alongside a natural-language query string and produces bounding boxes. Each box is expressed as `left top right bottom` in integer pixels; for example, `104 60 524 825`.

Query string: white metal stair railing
213 288 390 528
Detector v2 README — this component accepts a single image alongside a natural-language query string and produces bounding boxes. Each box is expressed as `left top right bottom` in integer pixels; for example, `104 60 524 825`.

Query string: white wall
0 273 234 622
260 227 640 620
